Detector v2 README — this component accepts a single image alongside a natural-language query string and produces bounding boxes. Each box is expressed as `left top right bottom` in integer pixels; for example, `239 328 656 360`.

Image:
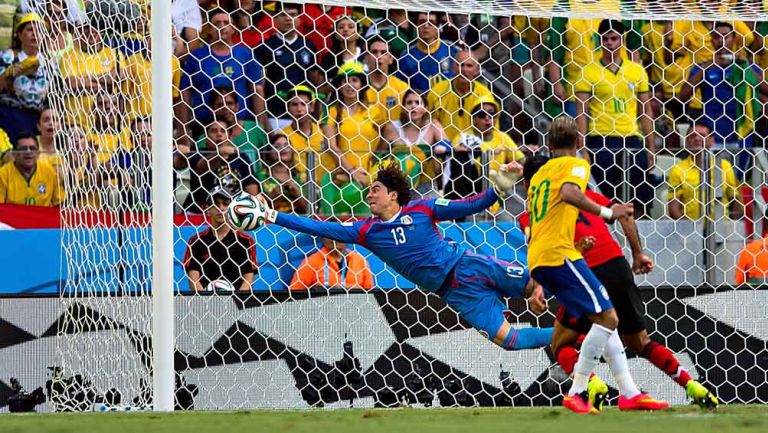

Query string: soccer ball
205 279 236 293
226 193 266 231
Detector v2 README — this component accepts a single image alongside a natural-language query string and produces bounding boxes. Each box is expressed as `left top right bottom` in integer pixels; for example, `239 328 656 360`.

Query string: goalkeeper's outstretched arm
433 188 501 221
267 209 360 244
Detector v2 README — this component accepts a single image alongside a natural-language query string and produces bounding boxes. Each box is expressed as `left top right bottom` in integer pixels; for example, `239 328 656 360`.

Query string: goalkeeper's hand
255 193 278 223
488 161 523 198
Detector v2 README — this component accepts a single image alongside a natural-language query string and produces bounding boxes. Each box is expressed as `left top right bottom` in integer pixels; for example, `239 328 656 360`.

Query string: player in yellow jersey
527 117 667 414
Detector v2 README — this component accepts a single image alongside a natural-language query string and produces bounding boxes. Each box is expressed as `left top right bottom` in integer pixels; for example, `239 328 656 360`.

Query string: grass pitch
3 405 767 433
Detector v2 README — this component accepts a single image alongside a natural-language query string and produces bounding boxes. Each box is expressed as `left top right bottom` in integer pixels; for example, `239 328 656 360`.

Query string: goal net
16 0 768 411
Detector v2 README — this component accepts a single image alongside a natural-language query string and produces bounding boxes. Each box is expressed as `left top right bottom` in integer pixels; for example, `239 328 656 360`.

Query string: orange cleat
618 393 670 411
563 391 600 414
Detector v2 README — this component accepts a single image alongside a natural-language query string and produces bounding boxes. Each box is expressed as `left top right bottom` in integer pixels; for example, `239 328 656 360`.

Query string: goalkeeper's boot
587 374 609 412
686 380 719 409
563 391 599 415
618 393 669 411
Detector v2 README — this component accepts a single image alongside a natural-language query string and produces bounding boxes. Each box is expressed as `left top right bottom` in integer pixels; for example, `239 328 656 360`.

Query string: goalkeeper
261 163 552 350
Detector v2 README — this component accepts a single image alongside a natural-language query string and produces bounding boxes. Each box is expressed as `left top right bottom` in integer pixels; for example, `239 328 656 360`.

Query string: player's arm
560 183 634 221
267 206 360 244
239 272 254 292
618 213 654 274
187 269 205 292
432 188 501 221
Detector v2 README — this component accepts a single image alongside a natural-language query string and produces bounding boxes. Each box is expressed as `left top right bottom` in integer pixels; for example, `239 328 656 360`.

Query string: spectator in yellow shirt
0 131 61 206
667 123 742 220
574 19 656 217
364 35 410 123
427 50 496 142
0 127 11 165
58 20 125 127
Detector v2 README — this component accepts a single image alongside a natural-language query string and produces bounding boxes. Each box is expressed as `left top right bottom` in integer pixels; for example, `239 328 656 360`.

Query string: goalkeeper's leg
438 254 553 350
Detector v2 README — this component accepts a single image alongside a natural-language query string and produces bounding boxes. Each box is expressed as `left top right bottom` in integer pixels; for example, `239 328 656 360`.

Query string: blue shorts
532 258 613 319
438 252 529 340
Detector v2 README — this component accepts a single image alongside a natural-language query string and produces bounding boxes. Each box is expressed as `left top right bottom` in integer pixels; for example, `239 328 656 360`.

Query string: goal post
150 0 175 413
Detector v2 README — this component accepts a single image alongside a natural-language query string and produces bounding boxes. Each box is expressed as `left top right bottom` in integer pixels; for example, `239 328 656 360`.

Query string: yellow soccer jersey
281 122 337 183
125 52 181 119
367 75 409 123
86 126 133 163
326 105 385 171
574 60 650 137
682 20 753 65
527 156 590 271
58 46 125 127
667 156 739 220
427 79 496 142
0 160 62 206
641 21 694 99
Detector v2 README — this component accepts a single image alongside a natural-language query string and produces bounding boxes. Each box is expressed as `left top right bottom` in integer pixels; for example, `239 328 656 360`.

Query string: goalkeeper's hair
523 155 551 186
548 116 580 150
376 163 411 206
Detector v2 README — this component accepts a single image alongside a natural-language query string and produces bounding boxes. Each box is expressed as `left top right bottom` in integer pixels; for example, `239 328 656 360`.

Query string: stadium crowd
0 1 767 228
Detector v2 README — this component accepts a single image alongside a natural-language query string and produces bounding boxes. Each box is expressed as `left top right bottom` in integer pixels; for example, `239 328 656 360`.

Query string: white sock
568 323 613 396
603 330 641 398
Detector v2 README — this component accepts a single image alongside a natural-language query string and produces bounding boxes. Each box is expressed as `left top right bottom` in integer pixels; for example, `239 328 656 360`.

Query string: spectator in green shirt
196 85 267 165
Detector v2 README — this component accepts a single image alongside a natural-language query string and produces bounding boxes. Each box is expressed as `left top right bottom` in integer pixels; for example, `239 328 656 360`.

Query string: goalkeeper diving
254 162 552 351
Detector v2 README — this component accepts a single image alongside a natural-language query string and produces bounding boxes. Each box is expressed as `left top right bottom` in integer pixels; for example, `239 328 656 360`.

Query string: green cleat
588 375 609 412
686 380 719 409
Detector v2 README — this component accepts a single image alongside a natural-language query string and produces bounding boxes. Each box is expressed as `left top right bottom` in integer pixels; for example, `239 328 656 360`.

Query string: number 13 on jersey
391 227 407 245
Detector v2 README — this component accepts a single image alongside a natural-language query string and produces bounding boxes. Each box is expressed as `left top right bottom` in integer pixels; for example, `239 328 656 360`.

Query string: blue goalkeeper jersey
275 190 500 291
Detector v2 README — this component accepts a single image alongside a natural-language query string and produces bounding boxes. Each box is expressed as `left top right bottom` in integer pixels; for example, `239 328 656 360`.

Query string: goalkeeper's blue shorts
437 252 528 340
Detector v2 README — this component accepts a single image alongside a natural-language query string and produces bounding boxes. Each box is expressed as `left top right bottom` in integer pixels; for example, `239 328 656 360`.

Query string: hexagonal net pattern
25 0 768 411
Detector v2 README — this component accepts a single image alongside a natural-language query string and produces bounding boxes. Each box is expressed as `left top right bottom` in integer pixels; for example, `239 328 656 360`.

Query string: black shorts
556 256 647 335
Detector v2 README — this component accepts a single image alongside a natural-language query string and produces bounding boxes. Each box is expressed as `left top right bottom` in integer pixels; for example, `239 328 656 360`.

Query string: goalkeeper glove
489 161 523 198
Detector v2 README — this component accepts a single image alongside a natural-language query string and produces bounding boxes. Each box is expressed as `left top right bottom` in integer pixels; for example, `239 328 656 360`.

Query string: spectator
0 13 48 142
735 234 768 286
196 85 268 165
427 49 495 142
320 15 364 83
256 132 308 214
382 89 447 190
124 31 182 121
111 116 153 210
36 107 61 173
667 123 742 221
231 0 276 48
184 118 260 214
574 19 656 217
179 8 267 142
279 85 339 185
683 3 753 65
172 0 203 56
300 4 352 61
445 97 523 211
680 21 762 182
364 35 409 123
546 8 635 118
86 92 132 163
289 230 374 291
323 60 387 186
0 128 10 165
0 131 61 206
58 19 125 128
363 8 416 59
255 2 319 130
397 11 458 93
184 187 258 293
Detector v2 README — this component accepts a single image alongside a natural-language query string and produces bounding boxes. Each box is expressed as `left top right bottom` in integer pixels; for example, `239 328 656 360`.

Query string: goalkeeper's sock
641 341 692 388
502 327 553 350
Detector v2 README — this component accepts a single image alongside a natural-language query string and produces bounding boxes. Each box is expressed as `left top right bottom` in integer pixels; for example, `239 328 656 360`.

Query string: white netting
1 0 762 411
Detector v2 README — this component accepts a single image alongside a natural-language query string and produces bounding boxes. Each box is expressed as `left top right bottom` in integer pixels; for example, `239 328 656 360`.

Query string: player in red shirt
520 155 718 410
